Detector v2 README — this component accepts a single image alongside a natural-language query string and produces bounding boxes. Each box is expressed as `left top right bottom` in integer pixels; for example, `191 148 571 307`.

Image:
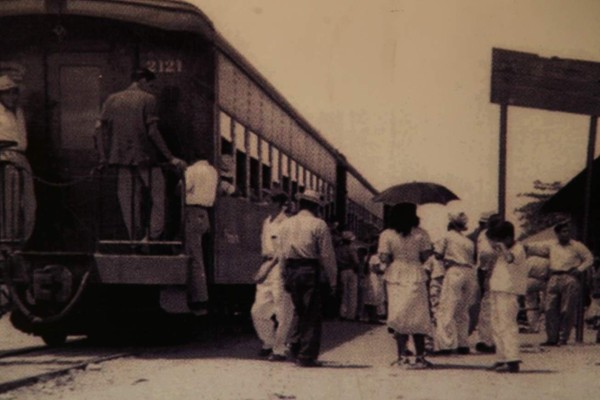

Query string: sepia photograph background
194 0 600 239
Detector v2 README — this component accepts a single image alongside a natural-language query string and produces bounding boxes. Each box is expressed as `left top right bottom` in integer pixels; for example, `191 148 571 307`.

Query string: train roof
214 33 379 196
0 0 379 197
0 0 214 36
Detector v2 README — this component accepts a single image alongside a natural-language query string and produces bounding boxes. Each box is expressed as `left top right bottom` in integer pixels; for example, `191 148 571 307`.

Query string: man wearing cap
0 75 36 244
525 221 593 345
250 189 294 361
337 230 360 320
434 211 478 355
277 189 337 367
95 68 187 241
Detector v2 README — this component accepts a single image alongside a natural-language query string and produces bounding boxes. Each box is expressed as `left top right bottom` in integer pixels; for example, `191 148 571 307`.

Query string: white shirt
489 243 529 295
261 211 287 257
434 230 475 266
0 103 27 152
277 209 337 287
527 239 593 273
477 229 498 271
184 160 218 207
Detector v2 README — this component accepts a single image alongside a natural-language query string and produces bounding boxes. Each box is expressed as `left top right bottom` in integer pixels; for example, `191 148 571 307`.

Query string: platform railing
96 165 185 254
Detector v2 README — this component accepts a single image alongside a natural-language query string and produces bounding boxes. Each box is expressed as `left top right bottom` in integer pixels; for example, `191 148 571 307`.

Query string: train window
235 122 245 152
220 112 232 142
249 131 259 199
234 122 247 196
220 113 233 156
281 153 289 193
298 165 305 192
290 159 298 198
261 140 271 190
272 147 280 185
60 66 101 150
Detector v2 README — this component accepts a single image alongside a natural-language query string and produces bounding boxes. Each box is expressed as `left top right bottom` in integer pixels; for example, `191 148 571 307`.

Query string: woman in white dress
378 203 434 369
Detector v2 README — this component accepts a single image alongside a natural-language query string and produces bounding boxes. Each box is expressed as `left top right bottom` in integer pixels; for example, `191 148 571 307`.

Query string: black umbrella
373 181 459 205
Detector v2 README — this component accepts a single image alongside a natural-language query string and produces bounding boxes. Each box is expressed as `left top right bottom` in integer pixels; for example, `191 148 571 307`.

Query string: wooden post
498 103 508 219
577 115 597 343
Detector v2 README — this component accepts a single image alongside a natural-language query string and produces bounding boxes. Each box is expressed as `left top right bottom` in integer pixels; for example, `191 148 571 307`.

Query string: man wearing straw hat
277 188 337 367
0 75 36 245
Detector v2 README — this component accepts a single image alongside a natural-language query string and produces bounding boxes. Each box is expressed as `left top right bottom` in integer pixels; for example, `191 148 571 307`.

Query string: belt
286 258 320 268
550 270 569 276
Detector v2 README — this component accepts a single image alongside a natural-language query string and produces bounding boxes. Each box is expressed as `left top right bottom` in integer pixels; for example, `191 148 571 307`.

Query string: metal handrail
96 164 186 253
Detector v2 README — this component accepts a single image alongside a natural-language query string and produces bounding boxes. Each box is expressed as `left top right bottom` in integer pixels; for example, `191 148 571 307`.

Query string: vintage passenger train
0 0 383 344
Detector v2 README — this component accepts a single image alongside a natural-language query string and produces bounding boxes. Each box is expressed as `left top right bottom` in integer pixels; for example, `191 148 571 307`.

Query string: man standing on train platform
277 189 337 367
525 220 593 346
250 189 295 361
183 159 219 312
0 75 36 245
95 68 187 241
336 230 361 320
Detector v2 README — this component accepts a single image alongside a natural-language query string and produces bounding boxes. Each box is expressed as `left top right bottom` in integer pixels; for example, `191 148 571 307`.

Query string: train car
0 0 383 344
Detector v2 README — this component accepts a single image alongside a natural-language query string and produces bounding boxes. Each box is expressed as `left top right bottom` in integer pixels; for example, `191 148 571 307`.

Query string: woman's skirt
386 281 432 335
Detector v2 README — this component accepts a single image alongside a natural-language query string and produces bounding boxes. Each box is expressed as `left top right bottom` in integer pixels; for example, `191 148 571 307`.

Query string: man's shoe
495 361 520 373
268 353 288 362
296 358 322 368
457 347 470 355
475 342 496 354
258 348 273 357
390 357 411 368
407 357 434 370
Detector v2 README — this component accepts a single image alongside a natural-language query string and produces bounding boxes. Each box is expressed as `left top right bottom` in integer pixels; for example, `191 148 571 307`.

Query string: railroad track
0 340 132 394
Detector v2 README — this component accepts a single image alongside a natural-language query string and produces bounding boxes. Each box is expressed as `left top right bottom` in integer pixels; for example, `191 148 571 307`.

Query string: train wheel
41 331 67 347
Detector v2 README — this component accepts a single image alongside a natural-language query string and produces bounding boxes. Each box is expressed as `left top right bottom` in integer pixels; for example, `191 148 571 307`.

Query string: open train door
45 53 131 251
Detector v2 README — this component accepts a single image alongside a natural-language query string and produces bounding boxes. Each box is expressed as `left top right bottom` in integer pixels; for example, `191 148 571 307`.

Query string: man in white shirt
0 75 36 245
525 220 593 345
184 160 218 311
277 189 337 367
250 189 294 361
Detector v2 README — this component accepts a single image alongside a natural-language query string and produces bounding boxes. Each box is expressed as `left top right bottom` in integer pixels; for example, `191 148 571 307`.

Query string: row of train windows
219 111 336 220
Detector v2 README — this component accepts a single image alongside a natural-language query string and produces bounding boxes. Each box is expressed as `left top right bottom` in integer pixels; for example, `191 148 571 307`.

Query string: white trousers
436 267 478 350
339 270 358 320
477 290 494 346
251 265 294 355
490 291 520 363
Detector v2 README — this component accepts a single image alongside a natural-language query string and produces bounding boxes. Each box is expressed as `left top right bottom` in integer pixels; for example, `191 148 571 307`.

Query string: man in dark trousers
277 189 337 367
96 68 187 240
525 220 593 345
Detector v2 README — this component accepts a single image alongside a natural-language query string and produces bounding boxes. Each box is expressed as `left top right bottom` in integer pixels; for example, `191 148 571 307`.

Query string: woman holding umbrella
378 203 434 369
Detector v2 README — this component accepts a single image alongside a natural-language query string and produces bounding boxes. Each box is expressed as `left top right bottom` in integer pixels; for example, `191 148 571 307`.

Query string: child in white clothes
486 221 529 373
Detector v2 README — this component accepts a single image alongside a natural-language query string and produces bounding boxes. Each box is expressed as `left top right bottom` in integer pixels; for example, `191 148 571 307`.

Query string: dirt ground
1 316 600 400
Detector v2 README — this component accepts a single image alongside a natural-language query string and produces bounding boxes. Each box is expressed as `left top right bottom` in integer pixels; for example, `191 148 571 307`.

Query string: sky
191 0 600 239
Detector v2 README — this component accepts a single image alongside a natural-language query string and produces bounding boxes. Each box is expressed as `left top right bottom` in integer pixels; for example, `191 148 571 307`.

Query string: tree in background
515 180 566 240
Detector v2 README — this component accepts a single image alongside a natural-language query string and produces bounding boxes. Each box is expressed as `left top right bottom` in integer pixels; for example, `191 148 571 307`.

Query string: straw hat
295 188 323 206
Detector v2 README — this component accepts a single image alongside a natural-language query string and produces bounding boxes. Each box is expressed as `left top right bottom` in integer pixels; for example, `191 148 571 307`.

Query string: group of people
250 195 597 372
